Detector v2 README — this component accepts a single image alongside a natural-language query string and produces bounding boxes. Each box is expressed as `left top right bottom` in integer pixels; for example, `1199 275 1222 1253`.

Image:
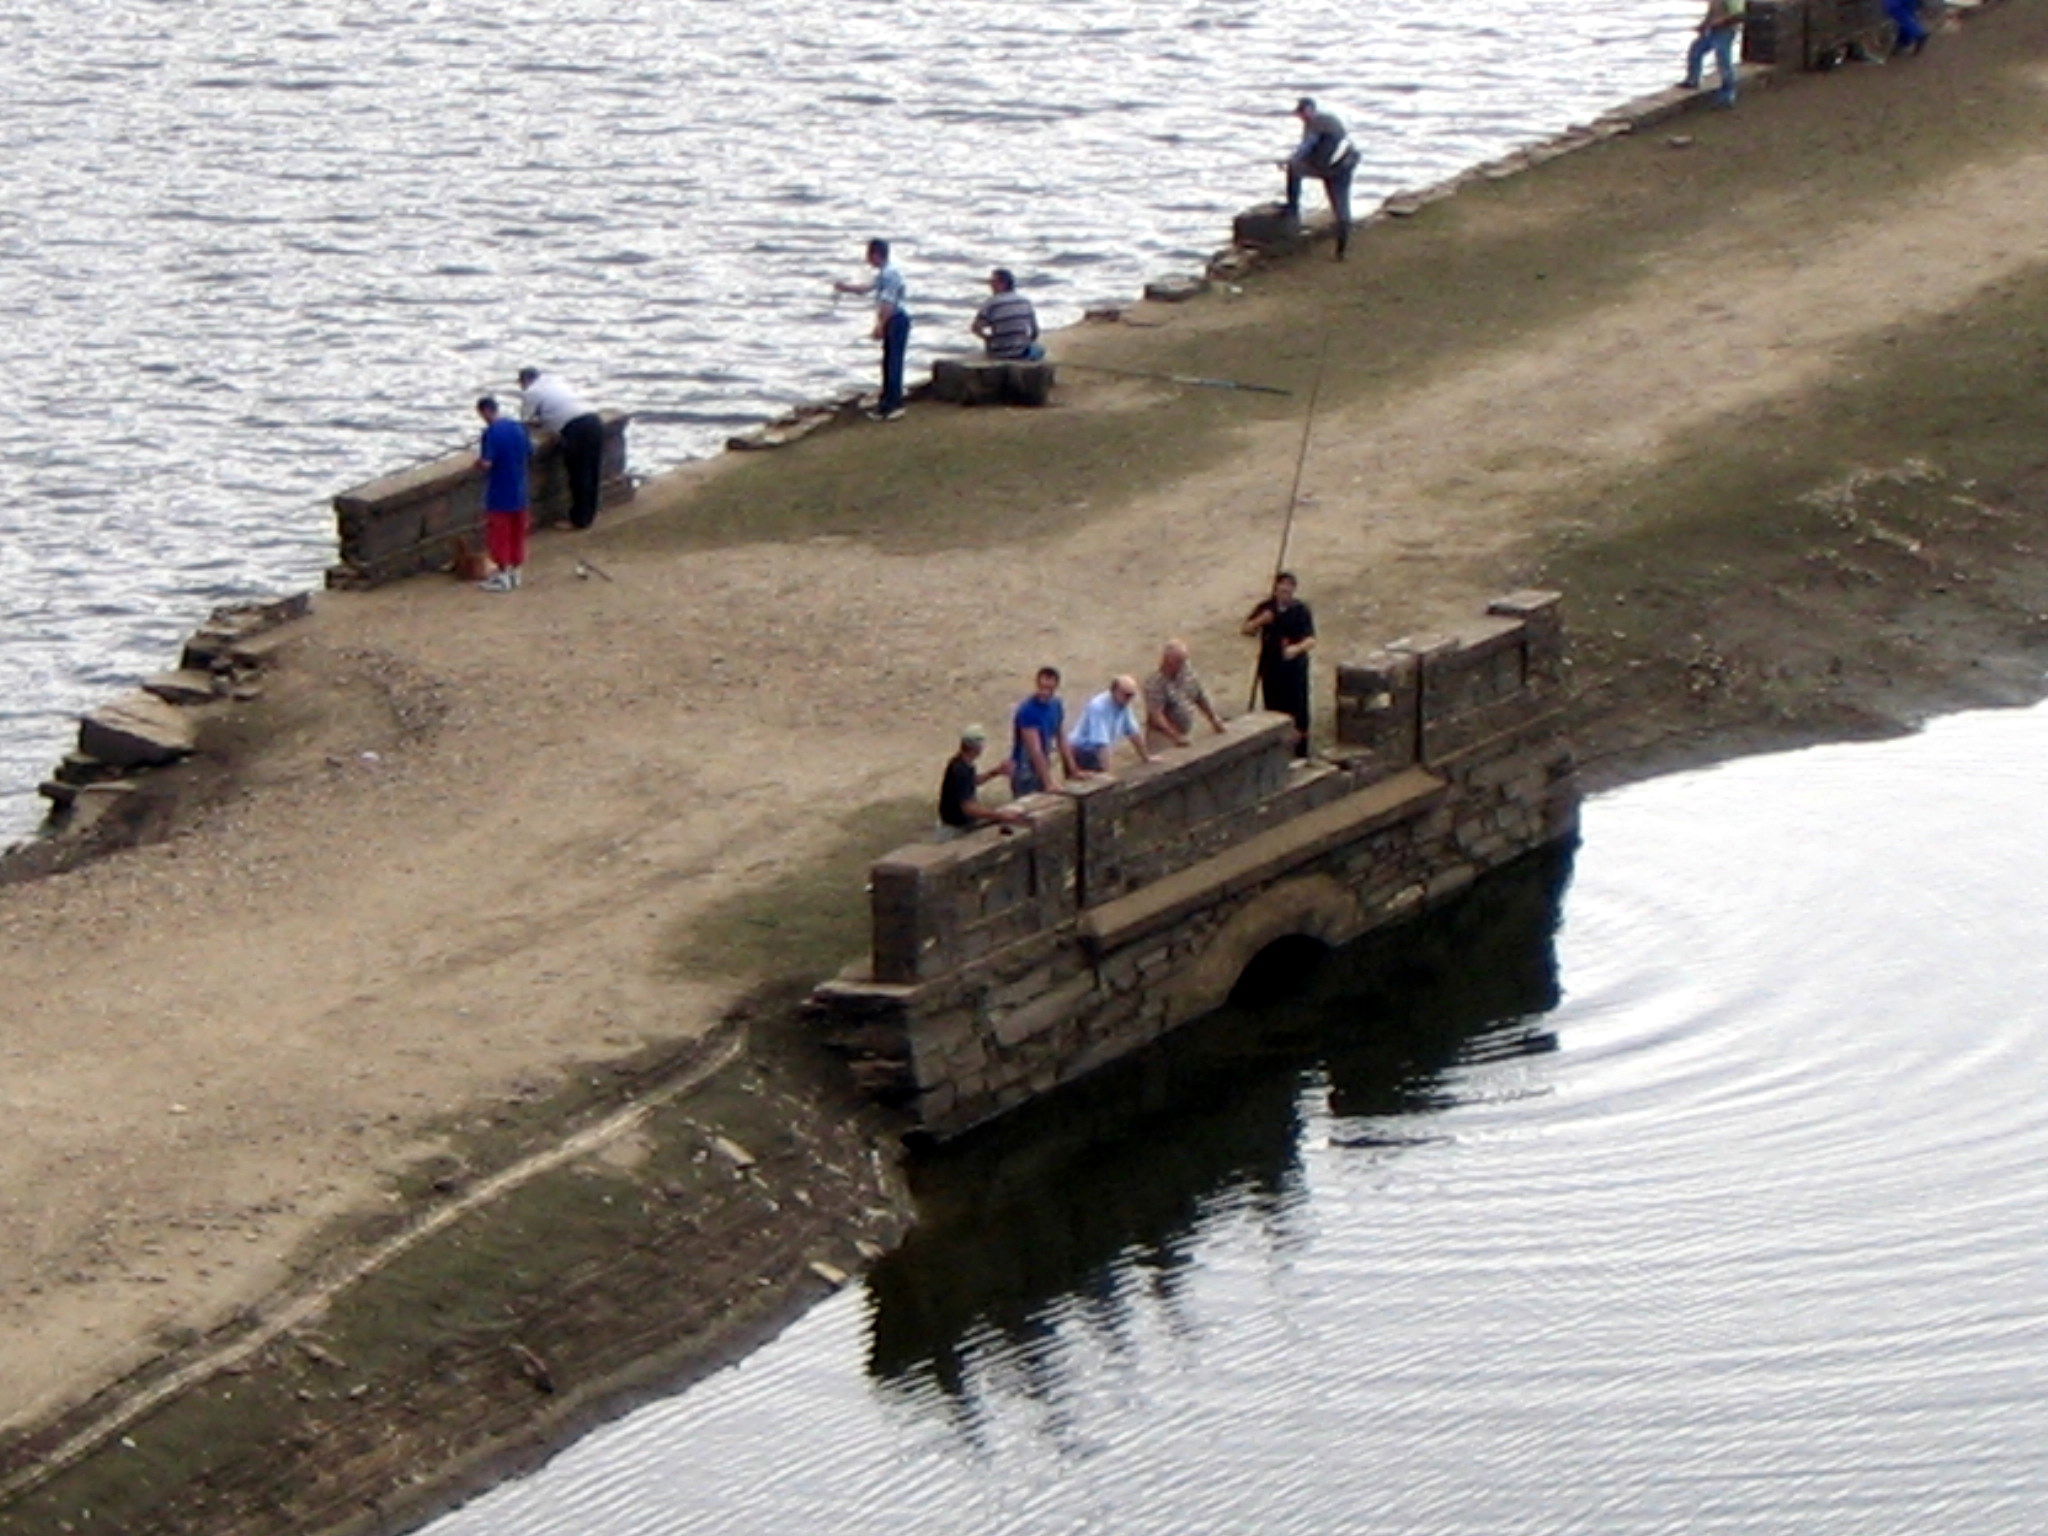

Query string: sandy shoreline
10 3 2048 1528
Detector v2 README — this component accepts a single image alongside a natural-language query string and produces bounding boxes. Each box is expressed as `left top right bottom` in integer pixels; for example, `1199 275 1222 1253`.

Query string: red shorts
485 509 529 570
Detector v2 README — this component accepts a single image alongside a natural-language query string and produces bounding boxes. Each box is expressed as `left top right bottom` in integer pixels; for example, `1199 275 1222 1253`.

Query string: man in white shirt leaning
517 366 607 530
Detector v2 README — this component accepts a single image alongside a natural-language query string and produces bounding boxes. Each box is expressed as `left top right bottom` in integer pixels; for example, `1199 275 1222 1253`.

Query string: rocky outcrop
78 694 197 770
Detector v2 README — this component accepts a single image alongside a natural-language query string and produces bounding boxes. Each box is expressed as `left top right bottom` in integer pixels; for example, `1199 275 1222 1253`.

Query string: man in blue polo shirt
834 237 912 420
1010 666 1082 796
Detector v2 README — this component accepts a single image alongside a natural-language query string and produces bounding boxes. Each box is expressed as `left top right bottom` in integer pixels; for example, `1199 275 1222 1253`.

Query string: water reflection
868 843 1573 1402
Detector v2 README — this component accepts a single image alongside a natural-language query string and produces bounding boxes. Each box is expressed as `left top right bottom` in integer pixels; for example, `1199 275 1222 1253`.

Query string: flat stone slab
1142 274 1209 303
142 669 221 705
78 691 197 769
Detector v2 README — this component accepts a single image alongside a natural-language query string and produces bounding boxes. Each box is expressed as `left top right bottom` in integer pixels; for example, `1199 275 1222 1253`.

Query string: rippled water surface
0 0 1698 829
426 704 2048 1535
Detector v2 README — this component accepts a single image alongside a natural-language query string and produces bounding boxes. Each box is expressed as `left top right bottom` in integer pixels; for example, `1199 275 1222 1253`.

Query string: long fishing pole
1057 361 1292 396
1246 330 1334 713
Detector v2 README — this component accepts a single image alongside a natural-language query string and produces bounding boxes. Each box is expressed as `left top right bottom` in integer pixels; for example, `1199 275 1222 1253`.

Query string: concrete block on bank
1232 202 1305 252
1143 274 1210 303
79 692 197 769
331 411 631 588
929 357 1057 407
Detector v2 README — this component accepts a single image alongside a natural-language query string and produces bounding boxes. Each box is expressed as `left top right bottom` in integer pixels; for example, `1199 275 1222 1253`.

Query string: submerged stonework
808 591 1579 1141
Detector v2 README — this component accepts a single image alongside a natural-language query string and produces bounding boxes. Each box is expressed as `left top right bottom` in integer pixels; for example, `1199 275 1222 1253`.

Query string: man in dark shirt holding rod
938 727 1027 834
1281 97 1362 259
1243 571 1317 756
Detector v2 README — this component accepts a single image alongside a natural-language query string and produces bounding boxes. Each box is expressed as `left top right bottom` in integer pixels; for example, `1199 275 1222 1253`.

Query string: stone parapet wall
1334 589 1567 769
870 796 1080 984
812 591 1580 1142
327 411 633 590
1065 713 1297 905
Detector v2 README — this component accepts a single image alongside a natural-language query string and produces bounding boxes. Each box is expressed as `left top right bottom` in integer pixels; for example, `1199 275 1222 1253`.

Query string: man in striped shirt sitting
971 268 1044 361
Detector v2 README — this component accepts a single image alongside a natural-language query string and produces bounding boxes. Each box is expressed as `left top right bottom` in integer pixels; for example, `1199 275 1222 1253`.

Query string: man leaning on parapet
1683 0 1748 108
1143 639 1226 751
1280 97 1361 260
518 366 607 530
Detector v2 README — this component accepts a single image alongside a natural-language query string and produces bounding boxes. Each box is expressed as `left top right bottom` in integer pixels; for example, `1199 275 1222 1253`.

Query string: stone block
1143 274 1209 303
1231 202 1304 252
332 413 629 587
1003 361 1056 408
1423 865 1477 903
79 691 197 769
991 974 1097 1049
65 780 140 835
930 357 1012 406
141 669 221 705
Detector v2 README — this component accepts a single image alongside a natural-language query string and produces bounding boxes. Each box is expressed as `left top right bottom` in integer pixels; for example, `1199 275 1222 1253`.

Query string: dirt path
7 0 2048 1452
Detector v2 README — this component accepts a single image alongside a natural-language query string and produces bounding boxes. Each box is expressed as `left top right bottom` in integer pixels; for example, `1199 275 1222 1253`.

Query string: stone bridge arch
1161 873 1360 1022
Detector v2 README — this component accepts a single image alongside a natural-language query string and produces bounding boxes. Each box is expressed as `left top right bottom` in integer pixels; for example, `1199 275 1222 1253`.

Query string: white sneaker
478 572 514 593
508 566 524 588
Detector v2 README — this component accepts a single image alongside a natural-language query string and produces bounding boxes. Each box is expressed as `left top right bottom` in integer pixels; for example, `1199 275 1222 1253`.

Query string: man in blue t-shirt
474 396 533 593
1010 666 1082 796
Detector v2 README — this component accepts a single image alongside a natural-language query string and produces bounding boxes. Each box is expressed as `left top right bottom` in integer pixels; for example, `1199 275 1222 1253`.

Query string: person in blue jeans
835 238 911 420
1886 0 1929 56
1683 0 1747 106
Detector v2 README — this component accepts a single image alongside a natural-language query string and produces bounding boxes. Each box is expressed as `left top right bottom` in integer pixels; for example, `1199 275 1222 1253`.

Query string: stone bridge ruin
808 591 1578 1140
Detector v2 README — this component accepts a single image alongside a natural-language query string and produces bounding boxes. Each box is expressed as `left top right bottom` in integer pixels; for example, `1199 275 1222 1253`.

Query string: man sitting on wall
939 727 1027 836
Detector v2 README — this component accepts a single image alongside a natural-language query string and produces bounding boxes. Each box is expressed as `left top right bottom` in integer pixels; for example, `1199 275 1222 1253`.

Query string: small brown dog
449 536 493 583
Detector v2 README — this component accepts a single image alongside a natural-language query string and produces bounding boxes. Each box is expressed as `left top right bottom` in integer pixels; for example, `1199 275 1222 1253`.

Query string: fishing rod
1058 360 1293 397
1246 331 1333 713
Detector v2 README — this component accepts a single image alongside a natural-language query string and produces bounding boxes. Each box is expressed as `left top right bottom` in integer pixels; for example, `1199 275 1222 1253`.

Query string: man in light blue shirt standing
1070 676 1158 774
834 238 912 420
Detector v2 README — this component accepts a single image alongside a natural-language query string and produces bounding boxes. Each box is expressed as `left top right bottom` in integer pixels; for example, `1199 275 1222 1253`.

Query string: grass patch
1514 248 2048 780
671 794 933 981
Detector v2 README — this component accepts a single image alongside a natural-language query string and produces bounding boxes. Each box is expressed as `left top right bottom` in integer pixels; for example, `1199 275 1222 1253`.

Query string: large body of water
0 0 1698 831
426 702 2048 1535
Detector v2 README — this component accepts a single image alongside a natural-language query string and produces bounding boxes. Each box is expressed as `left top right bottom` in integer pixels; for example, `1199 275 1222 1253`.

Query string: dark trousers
1285 165 1356 253
559 412 605 529
1260 663 1311 755
880 310 911 414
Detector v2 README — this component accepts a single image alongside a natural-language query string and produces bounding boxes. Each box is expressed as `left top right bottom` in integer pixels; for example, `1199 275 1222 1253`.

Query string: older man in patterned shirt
1142 639 1227 750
